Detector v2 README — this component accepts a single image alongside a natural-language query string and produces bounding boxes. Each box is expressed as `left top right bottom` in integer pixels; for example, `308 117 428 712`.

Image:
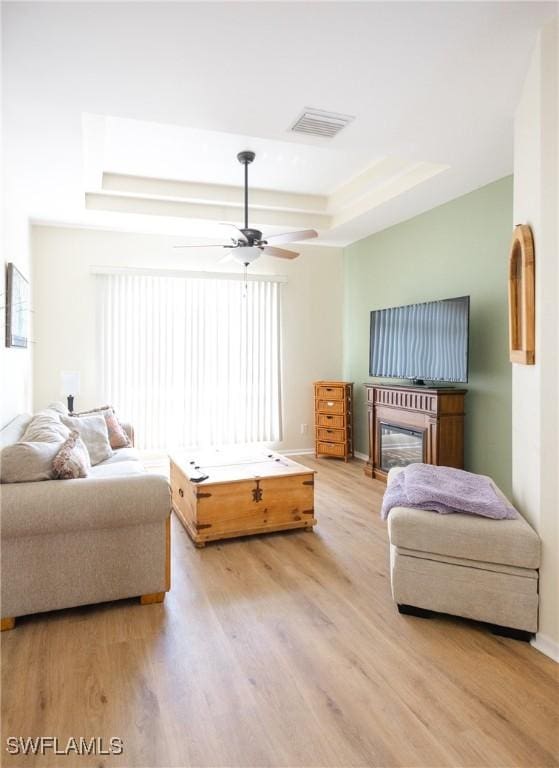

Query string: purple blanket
381 463 518 520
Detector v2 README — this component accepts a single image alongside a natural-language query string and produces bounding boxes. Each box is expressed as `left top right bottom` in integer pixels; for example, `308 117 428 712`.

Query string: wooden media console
363 384 466 483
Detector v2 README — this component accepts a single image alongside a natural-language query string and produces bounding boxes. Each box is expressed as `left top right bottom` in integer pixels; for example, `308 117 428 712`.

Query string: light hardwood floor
2 456 558 768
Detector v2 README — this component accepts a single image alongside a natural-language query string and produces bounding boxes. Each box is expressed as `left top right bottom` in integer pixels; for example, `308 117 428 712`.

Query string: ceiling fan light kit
174 151 318 266
227 246 262 265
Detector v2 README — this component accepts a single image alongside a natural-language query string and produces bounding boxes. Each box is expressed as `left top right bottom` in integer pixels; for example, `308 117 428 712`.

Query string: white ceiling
101 117 369 194
3 1 557 246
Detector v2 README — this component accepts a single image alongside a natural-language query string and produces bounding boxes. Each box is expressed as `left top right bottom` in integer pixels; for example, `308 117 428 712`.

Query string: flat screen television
369 296 470 384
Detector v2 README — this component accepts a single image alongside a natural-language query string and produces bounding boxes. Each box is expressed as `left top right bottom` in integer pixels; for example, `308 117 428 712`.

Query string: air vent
290 108 355 139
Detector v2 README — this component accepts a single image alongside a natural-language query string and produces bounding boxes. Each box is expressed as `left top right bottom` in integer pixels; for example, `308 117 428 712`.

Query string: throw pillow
47 401 68 415
52 431 91 479
0 441 63 483
74 405 131 449
21 409 71 444
103 409 131 448
61 414 113 465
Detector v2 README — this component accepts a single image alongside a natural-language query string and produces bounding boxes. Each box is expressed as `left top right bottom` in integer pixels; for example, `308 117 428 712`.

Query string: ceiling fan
174 151 318 265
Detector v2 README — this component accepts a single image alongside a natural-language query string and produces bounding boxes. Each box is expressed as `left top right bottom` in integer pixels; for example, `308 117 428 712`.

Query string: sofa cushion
100 447 141 465
0 440 62 483
0 414 33 448
21 409 70 443
61 414 113 465
88 460 145 479
388 505 541 570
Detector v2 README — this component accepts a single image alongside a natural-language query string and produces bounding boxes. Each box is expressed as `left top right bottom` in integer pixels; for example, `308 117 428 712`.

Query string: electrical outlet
300 423 308 435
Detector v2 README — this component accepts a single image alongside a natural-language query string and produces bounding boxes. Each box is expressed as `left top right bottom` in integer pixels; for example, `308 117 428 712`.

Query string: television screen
369 296 470 383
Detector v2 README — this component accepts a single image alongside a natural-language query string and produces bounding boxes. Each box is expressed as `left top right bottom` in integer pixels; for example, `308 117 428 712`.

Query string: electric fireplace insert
379 423 424 472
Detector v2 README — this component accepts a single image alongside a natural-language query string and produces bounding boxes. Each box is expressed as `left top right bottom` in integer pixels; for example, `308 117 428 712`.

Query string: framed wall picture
5 263 29 348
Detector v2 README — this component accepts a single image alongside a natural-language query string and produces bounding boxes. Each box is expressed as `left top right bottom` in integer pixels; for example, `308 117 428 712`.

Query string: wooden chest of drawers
313 381 353 462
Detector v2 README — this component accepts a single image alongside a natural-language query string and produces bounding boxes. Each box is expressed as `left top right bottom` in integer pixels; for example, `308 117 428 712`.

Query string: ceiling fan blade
263 229 318 246
219 223 248 242
262 246 299 260
173 244 231 249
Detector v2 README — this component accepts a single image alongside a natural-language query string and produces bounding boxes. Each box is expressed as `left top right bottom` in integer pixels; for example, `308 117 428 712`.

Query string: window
98 272 282 449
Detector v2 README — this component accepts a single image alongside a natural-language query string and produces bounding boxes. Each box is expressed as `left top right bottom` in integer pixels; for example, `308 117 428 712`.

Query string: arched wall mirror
508 224 535 365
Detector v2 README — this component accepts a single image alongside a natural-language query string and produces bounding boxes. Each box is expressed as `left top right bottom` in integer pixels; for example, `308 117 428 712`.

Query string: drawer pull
327 416 333 420
327 429 333 433
326 387 333 391
327 401 334 407
179 488 184 498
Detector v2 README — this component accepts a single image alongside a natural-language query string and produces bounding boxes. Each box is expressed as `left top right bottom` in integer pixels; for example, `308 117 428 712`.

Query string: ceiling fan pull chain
243 262 248 298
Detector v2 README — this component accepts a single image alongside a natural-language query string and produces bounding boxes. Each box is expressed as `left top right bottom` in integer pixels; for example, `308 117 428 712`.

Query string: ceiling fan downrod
173 150 317 262
237 150 256 238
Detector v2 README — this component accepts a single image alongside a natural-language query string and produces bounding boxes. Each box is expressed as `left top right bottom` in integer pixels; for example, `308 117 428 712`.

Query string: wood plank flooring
2 456 558 767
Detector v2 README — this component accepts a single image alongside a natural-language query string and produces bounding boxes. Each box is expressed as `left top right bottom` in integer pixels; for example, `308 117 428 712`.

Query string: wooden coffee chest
170 449 316 547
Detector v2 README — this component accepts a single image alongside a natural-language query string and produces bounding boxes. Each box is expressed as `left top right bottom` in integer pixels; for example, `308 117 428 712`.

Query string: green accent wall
343 176 513 495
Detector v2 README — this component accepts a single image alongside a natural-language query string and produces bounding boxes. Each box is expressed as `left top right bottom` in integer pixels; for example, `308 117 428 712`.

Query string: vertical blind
98 273 282 449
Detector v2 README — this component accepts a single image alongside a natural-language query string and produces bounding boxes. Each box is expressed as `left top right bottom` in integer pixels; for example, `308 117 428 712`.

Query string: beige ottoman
386 468 541 639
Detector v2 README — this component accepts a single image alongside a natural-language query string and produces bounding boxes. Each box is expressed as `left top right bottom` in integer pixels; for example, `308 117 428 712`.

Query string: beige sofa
386 467 541 639
0 413 171 630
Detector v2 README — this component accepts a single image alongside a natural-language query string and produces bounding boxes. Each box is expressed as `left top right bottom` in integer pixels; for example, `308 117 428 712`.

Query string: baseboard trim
280 448 369 462
530 633 559 663
277 448 315 456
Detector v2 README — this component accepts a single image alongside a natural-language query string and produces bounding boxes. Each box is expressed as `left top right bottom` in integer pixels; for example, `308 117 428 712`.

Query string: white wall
1 1 33 427
31 225 344 453
513 17 558 660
